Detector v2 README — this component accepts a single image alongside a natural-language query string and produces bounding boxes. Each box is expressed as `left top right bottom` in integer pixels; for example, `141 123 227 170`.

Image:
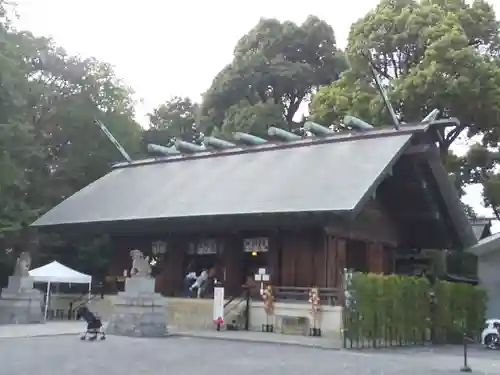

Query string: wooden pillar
313 229 326 287
172 240 186 295
295 231 313 287
160 239 185 296
222 234 243 297
368 242 385 274
105 237 130 293
383 246 395 274
281 231 297 286
335 238 346 287
267 232 281 287
108 237 128 277
325 236 346 288
325 236 335 288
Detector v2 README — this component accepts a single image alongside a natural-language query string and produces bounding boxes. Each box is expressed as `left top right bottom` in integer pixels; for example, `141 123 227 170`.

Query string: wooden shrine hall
31 119 477 298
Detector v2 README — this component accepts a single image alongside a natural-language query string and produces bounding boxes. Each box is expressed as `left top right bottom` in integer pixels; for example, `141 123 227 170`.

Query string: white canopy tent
29 261 92 321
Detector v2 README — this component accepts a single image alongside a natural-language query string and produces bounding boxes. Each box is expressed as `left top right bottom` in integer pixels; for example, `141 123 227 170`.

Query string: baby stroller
76 306 106 341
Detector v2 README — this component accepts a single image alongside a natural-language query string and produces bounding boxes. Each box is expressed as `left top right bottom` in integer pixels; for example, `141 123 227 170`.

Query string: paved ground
0 321 82 338
0 321 343 347
3 334 500 375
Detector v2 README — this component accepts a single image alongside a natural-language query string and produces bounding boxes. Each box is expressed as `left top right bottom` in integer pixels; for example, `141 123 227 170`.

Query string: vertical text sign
213 286 225 323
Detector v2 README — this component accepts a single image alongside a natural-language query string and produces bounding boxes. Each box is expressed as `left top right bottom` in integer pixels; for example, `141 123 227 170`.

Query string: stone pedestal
106 277 168 337
0 276 43 324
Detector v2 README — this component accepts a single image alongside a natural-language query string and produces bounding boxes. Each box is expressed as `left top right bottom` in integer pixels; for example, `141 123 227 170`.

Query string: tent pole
87 282 92 305
43 282 50 322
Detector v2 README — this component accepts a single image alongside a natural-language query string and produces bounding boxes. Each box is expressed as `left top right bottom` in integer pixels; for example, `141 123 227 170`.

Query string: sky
11 0 500 229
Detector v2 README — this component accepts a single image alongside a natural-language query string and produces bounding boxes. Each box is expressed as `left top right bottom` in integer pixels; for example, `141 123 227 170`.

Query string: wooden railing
273 286 342 306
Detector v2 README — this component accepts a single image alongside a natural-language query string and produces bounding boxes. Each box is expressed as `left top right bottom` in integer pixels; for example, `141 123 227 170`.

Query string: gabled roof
32 128 415 227
30 121 476 249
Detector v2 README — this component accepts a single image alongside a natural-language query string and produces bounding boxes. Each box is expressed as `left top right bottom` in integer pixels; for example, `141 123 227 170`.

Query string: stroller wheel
100 336 106 340
80 336 86 341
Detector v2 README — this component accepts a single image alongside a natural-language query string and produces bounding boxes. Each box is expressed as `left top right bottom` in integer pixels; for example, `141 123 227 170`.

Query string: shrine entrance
184 239 220 273
241 237 270 285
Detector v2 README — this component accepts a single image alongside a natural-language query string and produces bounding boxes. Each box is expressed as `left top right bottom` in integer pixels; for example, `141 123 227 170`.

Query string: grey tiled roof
31 132 413 227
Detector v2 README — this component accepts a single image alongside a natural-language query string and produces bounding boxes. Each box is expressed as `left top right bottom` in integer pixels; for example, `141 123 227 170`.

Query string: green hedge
343 273 487 346
433 281 487 343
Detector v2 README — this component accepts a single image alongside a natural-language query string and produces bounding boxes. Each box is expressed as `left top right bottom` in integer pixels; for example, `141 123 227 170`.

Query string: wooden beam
404 144 430 155
391 211 440 220
324 225 398 247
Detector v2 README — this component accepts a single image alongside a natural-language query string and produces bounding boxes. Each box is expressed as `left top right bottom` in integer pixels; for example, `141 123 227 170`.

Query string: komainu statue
129 249 151 278
12 252 31 277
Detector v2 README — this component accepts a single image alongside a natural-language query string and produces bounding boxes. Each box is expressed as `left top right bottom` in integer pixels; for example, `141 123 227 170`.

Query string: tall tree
309 0 500 215
148 96 198 132
143 96 200 147
201 16 347 137
311 0 500 142
0 3 143 275
212 100 288 140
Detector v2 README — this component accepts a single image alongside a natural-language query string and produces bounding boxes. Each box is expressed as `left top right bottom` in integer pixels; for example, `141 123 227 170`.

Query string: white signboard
199 239 218 254
188 239 220 255
213 286 225 323
152 241 167 255
254 269 270 295
243 237 269 253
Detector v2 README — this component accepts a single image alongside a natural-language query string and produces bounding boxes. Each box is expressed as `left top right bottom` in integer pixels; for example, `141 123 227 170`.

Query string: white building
468 226 500 318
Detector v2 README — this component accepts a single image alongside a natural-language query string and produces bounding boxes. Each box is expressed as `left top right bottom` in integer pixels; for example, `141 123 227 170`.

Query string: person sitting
184 271 197 297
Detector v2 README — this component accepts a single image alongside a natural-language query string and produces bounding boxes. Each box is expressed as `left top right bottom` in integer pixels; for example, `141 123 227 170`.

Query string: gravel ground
2 335 500 375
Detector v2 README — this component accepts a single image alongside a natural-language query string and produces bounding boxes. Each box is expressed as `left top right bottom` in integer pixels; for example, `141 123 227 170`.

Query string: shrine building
31 119 477 301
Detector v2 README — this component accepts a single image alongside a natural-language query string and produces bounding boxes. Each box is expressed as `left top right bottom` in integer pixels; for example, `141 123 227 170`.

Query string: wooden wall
277 198 398 287
278 230 347 288
107 199 399 295
325 198 400 246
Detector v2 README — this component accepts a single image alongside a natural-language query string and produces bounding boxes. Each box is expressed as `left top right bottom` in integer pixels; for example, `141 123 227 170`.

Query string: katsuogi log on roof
31 121 476 250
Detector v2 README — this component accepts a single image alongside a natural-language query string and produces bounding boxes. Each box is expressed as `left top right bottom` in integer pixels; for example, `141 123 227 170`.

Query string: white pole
87 282 91 304
43 282 50 322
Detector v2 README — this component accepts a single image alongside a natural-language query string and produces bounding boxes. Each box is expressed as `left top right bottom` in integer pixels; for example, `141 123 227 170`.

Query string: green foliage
433 281 487 342
143 96 203 150
454 143 500 219
201 16 346 134
0 3 142 278
309 0 500 215
214 100 288 140
311 0 500 129
148 97 198 131
3 0 498 281
37 234 112 278
344 273 487 346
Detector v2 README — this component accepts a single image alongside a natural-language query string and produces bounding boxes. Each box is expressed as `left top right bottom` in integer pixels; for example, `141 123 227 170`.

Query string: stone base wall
106 290 168 337
106 310 168 337
57 294 343 338
249 301 343 338
0 292 44 324
167 297 215 330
